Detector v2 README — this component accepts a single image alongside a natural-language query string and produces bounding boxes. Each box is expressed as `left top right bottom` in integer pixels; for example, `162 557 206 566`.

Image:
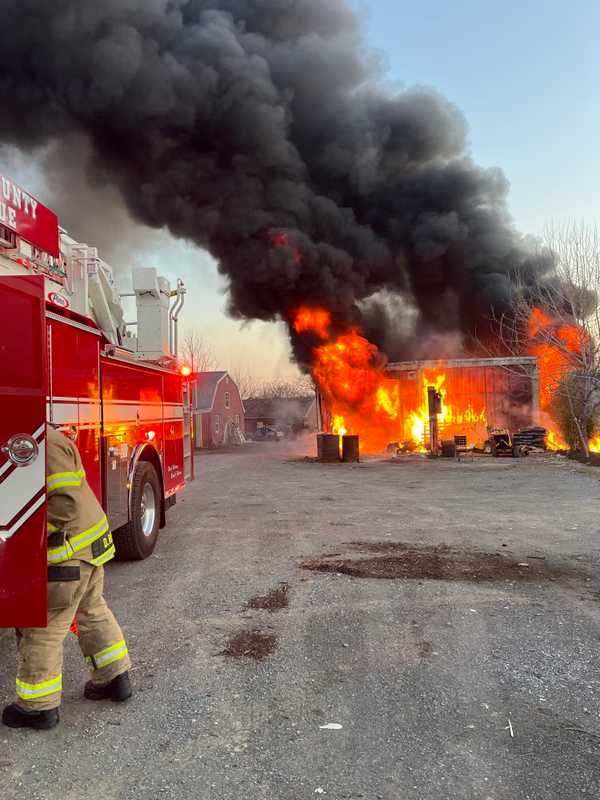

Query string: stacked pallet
513 427 547 449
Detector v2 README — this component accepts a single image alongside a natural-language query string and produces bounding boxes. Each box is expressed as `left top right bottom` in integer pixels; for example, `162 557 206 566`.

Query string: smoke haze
0 0 555 364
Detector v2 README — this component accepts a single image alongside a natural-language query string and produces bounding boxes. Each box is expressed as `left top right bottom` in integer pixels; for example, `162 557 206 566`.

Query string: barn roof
194 371 228 412
244 396 315 421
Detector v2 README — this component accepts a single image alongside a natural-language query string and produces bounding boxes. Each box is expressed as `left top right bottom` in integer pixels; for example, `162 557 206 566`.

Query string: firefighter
2 425 132 731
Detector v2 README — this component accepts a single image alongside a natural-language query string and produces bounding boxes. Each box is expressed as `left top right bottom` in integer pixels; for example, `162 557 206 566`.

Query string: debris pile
220 630 277 662
513 427 548 450
302 542 581 584
247 584 289 612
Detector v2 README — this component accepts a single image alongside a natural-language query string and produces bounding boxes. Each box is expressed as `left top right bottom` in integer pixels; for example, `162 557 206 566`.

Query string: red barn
192 372 245 449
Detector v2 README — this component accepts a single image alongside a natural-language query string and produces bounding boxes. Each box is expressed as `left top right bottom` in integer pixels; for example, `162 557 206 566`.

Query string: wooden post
530 359 541 425
428 386 441 456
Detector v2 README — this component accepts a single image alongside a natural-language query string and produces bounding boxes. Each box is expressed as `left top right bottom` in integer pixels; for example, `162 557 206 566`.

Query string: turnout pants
15 562 131 711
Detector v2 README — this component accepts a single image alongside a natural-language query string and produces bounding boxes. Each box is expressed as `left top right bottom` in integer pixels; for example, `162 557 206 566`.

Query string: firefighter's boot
2 704 60 731
84 671 132 702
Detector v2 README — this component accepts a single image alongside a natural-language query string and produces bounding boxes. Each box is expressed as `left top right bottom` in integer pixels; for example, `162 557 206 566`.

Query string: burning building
315 351 540 454
296 307 543 454
384 357 539 451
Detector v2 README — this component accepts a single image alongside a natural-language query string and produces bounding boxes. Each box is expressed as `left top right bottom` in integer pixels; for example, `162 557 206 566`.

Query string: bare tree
494 221 600 455
181 330 216 373
228 360 314 400
257 377 315 399
228 363 262 400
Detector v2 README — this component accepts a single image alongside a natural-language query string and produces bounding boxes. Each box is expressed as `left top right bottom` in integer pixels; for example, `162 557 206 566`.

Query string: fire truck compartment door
0 276 47 627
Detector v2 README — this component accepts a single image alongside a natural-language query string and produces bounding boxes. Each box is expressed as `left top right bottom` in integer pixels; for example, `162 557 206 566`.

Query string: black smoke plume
0 1 554 364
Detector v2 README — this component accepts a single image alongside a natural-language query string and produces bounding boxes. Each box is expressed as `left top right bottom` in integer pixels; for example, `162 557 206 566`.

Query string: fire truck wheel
113 462 161 561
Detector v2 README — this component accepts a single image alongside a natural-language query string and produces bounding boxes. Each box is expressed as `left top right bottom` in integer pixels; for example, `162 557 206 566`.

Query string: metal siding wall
388 362 536 447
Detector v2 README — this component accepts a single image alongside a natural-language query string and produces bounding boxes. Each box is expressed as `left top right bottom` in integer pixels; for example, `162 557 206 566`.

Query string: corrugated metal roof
386 357 538 372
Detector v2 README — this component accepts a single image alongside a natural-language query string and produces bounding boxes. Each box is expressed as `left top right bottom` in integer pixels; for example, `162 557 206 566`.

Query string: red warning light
181 365 192 377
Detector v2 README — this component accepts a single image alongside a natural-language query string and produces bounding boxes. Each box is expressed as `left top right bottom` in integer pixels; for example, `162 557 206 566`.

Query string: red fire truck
0 175 194 628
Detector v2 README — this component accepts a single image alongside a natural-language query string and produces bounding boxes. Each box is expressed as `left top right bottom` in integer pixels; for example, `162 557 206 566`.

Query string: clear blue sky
355 0 599 233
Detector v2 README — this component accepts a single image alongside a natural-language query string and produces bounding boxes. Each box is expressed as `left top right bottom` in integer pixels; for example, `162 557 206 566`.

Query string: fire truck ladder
70 243 127 346
182 380 194 482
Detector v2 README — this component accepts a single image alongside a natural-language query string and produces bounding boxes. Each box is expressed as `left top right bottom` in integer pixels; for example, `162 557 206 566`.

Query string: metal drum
317 434 341 463
341 435 360 463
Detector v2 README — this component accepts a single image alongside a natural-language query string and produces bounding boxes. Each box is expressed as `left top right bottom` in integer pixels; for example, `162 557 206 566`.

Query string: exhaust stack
132 268 172 361
169 279 186 359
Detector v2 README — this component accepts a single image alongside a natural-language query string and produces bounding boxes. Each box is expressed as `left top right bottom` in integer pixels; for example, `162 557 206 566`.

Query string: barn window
225 391 230 409
235 414 240 426
215 415 220 434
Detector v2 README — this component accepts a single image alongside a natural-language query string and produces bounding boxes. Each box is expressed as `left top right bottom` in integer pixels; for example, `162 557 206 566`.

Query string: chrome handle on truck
1 434 39 467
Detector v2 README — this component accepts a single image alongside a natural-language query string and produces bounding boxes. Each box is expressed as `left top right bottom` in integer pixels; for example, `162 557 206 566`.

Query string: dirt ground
1 444 600 799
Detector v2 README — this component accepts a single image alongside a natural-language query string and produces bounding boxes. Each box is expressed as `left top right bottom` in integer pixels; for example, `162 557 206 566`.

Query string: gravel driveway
1 446 599 799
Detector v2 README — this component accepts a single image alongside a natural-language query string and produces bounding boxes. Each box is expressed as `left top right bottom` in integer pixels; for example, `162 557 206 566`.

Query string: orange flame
528 307 587 411
405 372 487 451
546 429 568 452
293 308 331 340
293 307 487 453
311 329 400 452
528 307 593 450
332 415 348 437
295 302 597 455
291 307 399 451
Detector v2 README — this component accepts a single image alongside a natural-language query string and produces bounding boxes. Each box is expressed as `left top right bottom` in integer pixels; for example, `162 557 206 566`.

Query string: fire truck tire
113 462 161 561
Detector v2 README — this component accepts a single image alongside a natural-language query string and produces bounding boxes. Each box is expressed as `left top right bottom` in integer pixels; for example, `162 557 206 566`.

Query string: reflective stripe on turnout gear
47 521 59 533
46 427 116 567
47 539 74 564
47 515 110 565
69 515 110 553
16 674 62 701
47 469 86 492
86 640 129 670
92 544 117 567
